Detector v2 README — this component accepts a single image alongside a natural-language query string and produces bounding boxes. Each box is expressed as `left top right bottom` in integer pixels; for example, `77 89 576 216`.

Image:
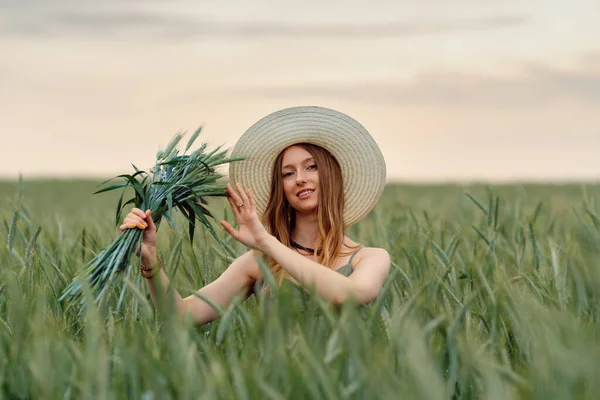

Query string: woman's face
280 145 320 213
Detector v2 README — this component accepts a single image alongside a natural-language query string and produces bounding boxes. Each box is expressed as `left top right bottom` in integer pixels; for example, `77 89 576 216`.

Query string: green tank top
252 250 359 297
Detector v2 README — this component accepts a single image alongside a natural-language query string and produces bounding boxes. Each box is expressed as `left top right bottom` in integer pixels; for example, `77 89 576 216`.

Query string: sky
1 0 599 182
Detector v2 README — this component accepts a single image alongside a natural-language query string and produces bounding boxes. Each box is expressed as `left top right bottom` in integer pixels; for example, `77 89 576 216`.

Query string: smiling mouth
296 189 314 198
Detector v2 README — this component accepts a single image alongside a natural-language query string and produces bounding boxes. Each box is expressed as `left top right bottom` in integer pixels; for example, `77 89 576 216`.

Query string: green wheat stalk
59 128 240 313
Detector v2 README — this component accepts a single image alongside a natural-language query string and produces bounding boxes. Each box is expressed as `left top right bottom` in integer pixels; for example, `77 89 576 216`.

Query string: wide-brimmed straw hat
229 106 386 227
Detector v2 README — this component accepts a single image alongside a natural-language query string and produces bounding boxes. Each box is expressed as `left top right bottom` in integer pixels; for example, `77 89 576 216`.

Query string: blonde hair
260 143 356 291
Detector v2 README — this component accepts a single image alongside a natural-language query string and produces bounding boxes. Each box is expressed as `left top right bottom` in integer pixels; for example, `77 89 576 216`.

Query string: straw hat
229 106 386 227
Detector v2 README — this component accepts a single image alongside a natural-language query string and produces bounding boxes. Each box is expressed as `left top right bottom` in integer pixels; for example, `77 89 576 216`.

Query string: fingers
226 195 242 219
145 210 156 230
125 216 147 228
120 208 154 232
247 187 256 207
220 220 238 238
228 182 254 212
236 182 250 207
227 183 244 208
119 215 148 231
131 207 147 219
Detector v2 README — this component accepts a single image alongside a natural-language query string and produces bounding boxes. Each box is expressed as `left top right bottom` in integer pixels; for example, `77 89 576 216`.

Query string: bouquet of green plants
60 129 239 313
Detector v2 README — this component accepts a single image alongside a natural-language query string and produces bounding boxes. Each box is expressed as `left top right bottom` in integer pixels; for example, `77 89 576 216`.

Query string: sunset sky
1 0 599 182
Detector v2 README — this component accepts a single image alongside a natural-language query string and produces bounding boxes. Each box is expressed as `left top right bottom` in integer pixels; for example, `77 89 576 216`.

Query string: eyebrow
281 157 315 170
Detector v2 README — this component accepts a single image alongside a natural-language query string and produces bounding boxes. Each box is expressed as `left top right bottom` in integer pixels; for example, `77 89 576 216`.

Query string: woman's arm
122 207 259 326
259 237 390 305
144 250 258 325
179 251 258 325
142 249 185 313
220 183 390 305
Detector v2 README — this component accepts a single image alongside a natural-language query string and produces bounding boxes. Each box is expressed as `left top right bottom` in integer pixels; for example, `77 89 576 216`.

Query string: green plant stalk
59 129 241 313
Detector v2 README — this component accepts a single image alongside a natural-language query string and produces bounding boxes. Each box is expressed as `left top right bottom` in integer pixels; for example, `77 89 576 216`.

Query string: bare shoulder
353 246 391 270
358 247 390 261
344 237 390 268
346 246 391 303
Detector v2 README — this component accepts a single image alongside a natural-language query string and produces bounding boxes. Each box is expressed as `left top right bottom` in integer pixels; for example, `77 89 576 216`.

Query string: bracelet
141 255 163 279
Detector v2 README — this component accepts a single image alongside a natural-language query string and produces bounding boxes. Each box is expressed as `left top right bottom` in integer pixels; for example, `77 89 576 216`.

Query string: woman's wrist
141 247 160 278
256 233 277 254
141 247 157 268
141 253 162 279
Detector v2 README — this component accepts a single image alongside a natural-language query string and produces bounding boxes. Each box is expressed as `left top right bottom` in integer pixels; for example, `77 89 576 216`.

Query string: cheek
310 171 320 186
282 180 295 199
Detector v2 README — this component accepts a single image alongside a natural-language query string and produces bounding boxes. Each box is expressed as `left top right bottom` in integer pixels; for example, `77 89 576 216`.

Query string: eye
282 171 294 178
307 164 317 170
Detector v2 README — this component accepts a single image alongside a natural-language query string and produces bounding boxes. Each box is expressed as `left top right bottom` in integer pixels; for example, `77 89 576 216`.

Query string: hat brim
229 106 386 227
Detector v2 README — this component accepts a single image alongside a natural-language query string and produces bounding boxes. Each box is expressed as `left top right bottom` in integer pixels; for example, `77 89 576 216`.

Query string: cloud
236 61 600 108
0 5 528 39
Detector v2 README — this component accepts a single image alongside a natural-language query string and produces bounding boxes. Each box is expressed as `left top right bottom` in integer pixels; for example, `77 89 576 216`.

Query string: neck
291 211 320 250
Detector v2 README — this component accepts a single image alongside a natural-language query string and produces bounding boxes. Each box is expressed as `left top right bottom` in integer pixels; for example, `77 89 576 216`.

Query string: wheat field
1 179 599 399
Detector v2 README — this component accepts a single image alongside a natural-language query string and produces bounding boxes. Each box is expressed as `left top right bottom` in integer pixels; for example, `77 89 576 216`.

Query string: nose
296 171 307 185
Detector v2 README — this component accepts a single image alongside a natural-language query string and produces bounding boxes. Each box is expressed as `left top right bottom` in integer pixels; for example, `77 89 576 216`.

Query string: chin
296 204 318 214
289 198 319 213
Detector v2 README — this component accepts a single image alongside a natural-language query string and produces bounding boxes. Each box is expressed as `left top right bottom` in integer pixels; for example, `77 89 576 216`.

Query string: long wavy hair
260 143 355 291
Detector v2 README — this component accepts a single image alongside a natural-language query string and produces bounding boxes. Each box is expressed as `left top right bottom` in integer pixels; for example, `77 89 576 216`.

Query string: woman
120 106 391 326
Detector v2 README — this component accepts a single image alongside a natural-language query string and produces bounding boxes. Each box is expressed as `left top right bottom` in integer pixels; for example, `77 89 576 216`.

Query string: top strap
347 248 362 267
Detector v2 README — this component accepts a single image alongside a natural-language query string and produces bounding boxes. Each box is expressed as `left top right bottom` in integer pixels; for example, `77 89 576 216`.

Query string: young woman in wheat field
120 106 391 326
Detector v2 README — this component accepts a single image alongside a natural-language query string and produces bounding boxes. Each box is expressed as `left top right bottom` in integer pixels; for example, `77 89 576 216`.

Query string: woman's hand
220 182 271 251
119 207 157 267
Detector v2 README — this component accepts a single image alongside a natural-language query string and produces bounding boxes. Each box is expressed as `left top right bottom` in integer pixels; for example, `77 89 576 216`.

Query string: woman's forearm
146 269 186 312
142 253 186 314
258 235 356 304
141 250 251 326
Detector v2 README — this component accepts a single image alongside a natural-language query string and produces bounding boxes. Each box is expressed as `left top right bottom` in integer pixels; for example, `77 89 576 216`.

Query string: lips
296 189 314 198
